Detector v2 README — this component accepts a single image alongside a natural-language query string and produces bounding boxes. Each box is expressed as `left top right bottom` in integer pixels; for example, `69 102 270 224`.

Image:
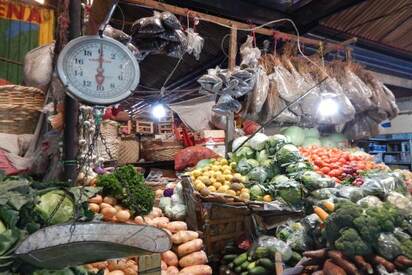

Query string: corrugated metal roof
320 0 412 53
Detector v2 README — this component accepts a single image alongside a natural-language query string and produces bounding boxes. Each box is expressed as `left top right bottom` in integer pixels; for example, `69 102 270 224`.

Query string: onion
88 195 103 204
100 202 112 209
103 196 117 205
88 203 100 213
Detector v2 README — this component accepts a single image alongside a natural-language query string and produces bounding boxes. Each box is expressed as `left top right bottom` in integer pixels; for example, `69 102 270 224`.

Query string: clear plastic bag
337 185 364 202
356 195 383 208
160 11 182 30
240 36 261 68
248 66 269 114
368 78 399 120
126 42 149 62
212 94 242 115
375 233 402 260
197 68 223 93
343 113 379 140
186 28 204 60
257 235 293 261
342 67 373 112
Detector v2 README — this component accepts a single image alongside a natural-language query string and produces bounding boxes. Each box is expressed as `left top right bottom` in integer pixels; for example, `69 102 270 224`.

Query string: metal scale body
14 0 171 270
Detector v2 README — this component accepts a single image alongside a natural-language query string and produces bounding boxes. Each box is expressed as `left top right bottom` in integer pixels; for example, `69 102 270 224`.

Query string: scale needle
95 44 105 89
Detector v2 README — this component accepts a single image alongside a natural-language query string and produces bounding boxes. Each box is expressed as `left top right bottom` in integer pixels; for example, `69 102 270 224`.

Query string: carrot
303 249 327 259
323 259 347 275
395 255 412 267
353 256 373 274
313 206 329 222
322 201 335 212
371 255 395 272
328 250 360 275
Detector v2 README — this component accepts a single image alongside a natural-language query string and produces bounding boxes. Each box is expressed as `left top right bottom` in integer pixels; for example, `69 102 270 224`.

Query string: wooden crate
136 120 154 134
158 122 173 134
181 176 251 260
138 253 161 275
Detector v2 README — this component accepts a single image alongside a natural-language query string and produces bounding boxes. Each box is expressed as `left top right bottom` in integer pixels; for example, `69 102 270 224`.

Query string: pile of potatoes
87 195 212 275
188 158 250 201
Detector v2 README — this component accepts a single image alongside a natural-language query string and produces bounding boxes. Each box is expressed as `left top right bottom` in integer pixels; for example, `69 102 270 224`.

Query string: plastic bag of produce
337 186 364 202
232 136 249 154
186 28 204 60
247 66 269 115
131 12 165 35
160 11 182 30
198 67 223 94
240 35 261 68
174 146 219 171
276 221 314 252
375 233 402 260
103 25 131 44
23 42 54 91
356 195 383 208
212 94 242 115
310 188 339 200
265 134 289 155
343 113 379 140
286 162 313 179
386 192 412 216
274 179 303 205
257 235 292 261
281 126 305 146
301 171 335 191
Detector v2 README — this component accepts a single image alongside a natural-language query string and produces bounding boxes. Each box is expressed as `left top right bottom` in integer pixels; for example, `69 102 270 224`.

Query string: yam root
323 259 347 275
372 255 395 273
328 250 360 275
353 256 373 274
303 249 327 259
395 255 412 267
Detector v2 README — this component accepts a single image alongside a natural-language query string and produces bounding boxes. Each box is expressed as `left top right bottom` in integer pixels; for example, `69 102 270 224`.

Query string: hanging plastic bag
186 28 204 60
126 42 149 62
197 68 223 94
247 66 269 114
160 11 182 30
212 94 242 115
131 11 165 35
343 65 374 112
133 38 168 53
230 68 256 98
240 36 261 68
103 25 131 44
343 113 379 140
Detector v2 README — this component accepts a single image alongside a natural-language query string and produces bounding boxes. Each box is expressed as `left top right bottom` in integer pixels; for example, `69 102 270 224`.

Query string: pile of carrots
299 146 382 183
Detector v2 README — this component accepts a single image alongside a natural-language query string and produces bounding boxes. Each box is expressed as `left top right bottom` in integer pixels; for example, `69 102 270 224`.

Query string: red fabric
0 79 10 85
174 145 219 171
103 108 113 120
0 150 19 175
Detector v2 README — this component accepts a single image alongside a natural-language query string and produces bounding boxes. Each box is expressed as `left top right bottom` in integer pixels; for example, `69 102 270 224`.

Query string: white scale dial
57 36 140 105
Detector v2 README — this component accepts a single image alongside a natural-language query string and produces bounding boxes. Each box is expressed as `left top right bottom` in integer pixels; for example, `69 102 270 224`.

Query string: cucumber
240 272 249 275
235 266 242 273
255 247 270 259
247 262 256 272
241 260 250 271
287 251 302 266
247 245 257 261
233 252 248 266
256 258 274 270
249 266 268 275
223 254 238 264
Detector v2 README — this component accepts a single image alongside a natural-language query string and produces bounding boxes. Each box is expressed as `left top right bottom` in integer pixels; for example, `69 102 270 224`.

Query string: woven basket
0 85 44 134
97 120 120 161
141 140 183 161
118 137 139 165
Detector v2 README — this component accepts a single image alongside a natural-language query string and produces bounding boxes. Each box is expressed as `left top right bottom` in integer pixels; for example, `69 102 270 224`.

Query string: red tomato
321 167 331 174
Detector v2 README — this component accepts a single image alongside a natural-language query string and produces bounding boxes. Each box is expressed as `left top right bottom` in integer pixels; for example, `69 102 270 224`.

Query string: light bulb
318 98 338 117
152 103 166 119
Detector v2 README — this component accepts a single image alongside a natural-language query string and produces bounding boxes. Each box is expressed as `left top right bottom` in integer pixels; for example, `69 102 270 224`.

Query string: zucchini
255 247 270 259
241 260 250 271
247 262 256 272
223 254 238 264
256 258 274 270
233 252 248 266
248 266 268 275
235 266 243 273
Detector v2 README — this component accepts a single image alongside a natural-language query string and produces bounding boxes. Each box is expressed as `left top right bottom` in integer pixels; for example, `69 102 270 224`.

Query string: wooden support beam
123 0 347 49
228 26 237 71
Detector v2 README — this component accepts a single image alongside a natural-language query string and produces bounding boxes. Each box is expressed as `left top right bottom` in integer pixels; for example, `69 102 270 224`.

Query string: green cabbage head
35 190 75 225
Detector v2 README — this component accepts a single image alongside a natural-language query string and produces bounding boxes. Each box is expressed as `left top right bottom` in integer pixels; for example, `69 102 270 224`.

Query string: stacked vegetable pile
0 172 99 274
158 181 187 221
187 158 250 201
299 146 382 184
298 198 412 275
281 126 348 148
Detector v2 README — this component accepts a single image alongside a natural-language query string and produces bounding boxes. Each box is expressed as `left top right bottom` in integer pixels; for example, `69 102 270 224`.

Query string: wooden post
228 26 237 71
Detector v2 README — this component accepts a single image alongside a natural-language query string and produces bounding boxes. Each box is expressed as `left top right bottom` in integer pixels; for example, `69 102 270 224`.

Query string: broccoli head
353 214 382 243
335 228 372 257
401 239 412 259
365 203 403 232
323 201 363 243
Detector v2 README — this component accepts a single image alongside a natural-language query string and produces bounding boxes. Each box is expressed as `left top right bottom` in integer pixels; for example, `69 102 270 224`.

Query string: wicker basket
0 85 44 134
141 140 183 161
118 137 139 165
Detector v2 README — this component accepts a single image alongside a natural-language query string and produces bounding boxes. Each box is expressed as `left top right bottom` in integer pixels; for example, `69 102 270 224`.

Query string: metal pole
63 0 81 182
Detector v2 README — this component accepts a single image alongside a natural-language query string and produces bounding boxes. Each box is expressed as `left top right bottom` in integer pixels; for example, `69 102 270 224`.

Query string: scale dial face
57 35 140 105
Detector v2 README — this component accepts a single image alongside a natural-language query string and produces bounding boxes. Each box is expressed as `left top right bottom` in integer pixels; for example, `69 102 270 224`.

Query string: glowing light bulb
318 98 338 117
152 103 166 119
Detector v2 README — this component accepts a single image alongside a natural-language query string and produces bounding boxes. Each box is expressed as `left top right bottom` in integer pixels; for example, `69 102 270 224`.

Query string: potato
101 206 116 220
178 251 208 268
177 238 203 257
161 250 178 266
134 216 144 224
107 271 124 275
161 260 167 270
179 265 212 275
150 217 169 228
103 196 117 205
165 221 187 233
116 210 131 222
88 195 103 204
166 266 179 275
88 203 100 213
171 230 199 244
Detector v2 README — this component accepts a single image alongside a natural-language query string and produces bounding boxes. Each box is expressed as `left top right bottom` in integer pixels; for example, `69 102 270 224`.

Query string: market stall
0 0 411 274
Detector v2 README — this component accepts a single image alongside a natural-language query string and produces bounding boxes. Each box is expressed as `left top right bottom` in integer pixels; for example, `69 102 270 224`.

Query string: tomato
314 159 323 167
329 169 340 177
321 167 331 174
